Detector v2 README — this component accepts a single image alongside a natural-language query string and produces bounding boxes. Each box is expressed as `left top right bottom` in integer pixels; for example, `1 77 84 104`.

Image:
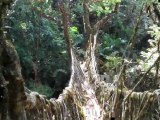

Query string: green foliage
103 34 121 47
89 0 121 16
110 0 121 3
69 26 84 46
90 2 111 16
69 26 78 39
5 0 159 96
139 25 160 72
20 23 27 30
101 33 126 54
28 80 53 98
105 55 122 69
125 24 160 91
72 2 83 14
148 25 160 40
6 0 69 97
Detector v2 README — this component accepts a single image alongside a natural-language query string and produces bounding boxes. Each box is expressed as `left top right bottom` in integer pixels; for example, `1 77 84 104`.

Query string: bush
27 80 53 98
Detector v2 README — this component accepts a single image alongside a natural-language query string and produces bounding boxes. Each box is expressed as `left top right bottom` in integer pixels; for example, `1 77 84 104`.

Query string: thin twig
112 64 126 117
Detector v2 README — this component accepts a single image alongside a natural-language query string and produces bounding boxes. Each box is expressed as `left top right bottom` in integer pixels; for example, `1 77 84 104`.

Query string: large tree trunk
0 0 160 120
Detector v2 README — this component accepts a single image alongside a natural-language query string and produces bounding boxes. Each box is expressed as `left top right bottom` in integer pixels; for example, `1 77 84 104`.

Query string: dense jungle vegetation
5 0 159 98
0 0 160 120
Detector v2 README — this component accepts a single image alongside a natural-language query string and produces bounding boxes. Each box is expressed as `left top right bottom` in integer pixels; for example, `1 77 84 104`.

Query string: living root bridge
24 86 160 120
1 38 160 120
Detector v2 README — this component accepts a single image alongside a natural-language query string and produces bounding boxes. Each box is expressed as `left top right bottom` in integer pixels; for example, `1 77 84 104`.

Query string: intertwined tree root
0 38 160 120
